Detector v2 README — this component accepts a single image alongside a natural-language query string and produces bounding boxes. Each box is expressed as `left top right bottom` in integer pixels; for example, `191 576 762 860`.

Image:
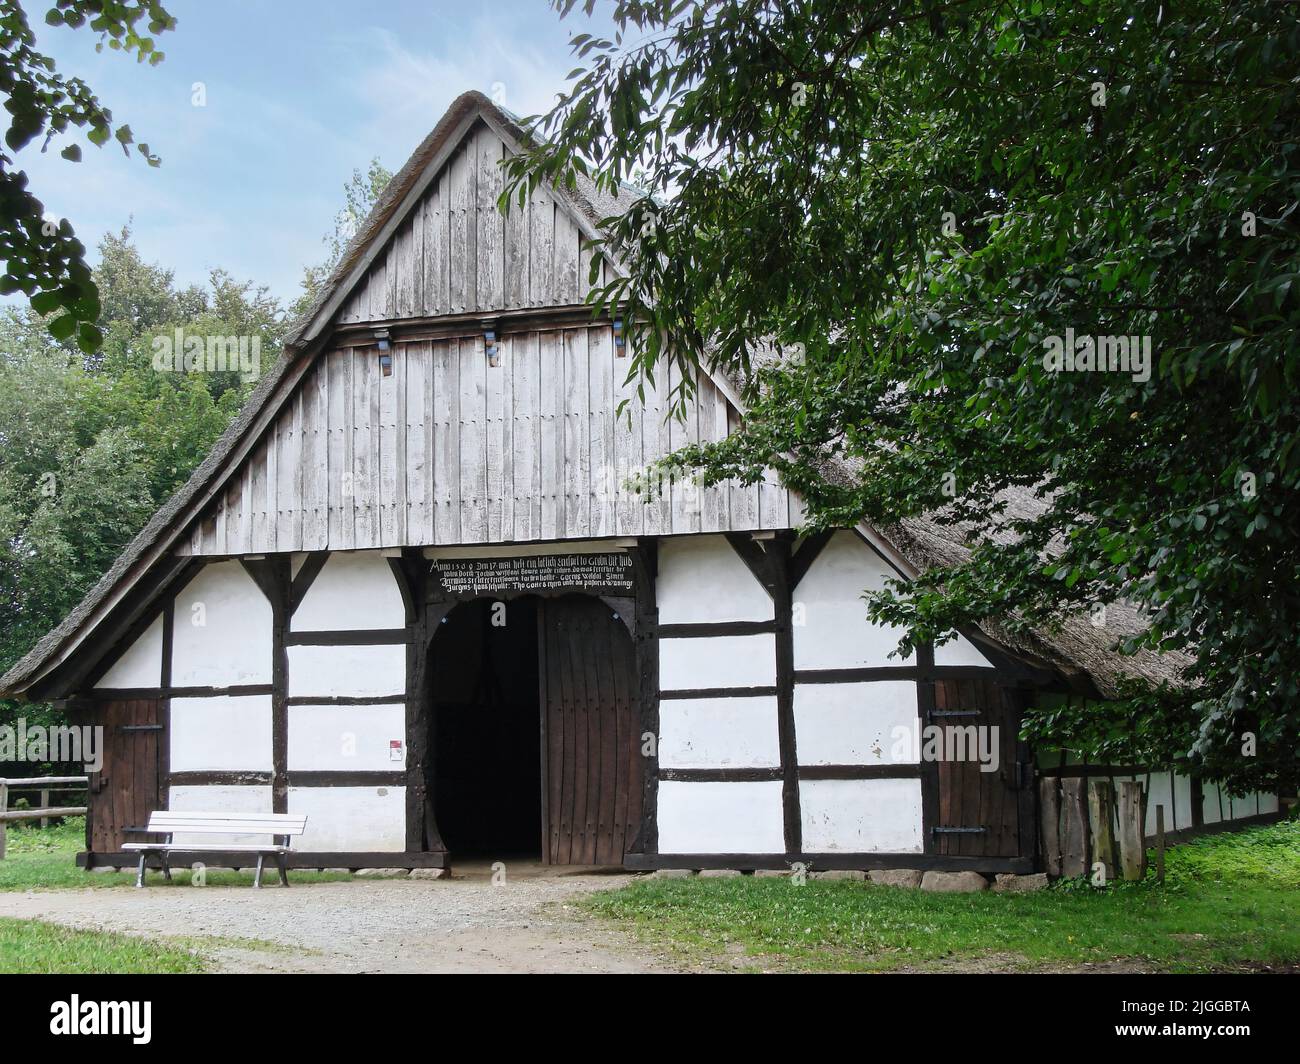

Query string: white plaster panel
172 561 272 686
1173 771 1195 831
169 696 272 772
95 615 162 689
657 536 774 624
800 778 924 853
291 552 407 632
288 703 406 771
1201 781 1224 824
288 786 406 852
287 644 406 698
933 633 996 668
656 781 785 853
793 531 914 669
659 635 775 691
658 696 780 768
1258 793 1279 815
166 785 274 846
793 682 919 766
1143 771 1175 836
1230 792 1260 820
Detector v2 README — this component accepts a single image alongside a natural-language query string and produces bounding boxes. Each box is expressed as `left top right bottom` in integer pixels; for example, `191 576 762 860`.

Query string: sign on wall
429 553 634 597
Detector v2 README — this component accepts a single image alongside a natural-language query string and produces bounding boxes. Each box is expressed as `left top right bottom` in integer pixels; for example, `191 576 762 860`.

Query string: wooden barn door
88 698 165 853
930 676 1026 858
539 597 641 865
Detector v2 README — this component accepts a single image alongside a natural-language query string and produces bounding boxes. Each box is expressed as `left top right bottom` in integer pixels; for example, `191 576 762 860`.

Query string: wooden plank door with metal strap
539 596 641 865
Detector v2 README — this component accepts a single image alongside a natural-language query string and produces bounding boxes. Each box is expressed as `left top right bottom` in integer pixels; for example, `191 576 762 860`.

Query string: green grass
0 818 354 891
586 818 1300 972
0 917 208 973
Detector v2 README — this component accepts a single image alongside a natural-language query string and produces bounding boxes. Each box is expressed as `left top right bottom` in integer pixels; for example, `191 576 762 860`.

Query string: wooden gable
332 118 610 329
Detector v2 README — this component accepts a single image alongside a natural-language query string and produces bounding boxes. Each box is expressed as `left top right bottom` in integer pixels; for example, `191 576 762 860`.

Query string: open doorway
428 597 542 858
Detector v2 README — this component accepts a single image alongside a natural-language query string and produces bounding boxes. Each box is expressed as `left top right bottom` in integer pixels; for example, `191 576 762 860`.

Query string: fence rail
0 776 89 859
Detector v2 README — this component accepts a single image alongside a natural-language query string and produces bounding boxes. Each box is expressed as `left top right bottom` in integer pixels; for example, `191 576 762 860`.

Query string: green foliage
511 0 1300 792
292 157 393 320
0 1 175 351
586 822 1300 972
0 228 286 746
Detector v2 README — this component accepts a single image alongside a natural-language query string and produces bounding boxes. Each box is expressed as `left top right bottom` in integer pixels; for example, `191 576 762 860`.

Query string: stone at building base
753 869 790 878
992 872 1050 893
354 867 411 878
868 869 924 889
89 865 121 874
651 868 698 879
699 868 741 878
408 868 449 880
920 870 989 893
811 869 866 881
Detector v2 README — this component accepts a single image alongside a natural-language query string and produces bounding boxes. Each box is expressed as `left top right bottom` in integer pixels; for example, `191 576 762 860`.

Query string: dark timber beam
242 557 291 814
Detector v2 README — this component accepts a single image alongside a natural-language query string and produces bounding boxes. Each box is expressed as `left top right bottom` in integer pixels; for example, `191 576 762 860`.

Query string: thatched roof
0 90 1184 701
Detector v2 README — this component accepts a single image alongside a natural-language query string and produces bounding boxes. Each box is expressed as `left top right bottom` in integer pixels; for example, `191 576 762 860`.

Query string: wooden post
1118 780 1147 881
39 788 49 829
1060 777 1089 877
1038 777 1062 876
1155 804 1166 884
0 780 7 860
1088 780 1117 883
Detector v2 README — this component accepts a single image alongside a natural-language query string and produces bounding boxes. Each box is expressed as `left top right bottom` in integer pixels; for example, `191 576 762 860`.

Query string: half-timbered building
0 92 1277 874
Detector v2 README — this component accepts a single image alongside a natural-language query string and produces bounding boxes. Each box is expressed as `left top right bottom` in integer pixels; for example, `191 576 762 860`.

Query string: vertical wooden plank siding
185 325 798 555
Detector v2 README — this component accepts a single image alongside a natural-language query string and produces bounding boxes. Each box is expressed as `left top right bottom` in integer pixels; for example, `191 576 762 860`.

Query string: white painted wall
166 784 274 845
288 703 406 771
793 681 919 765
291 552 407 632
172 561 272 687
659 634 775 690
793 531 913 669
170 695 272 772
800 778 924 852
658 696 780 768
657 535 773 624
934 633 995 668
289 786 405 851
95 615 162 689
287 644 406 698
656 780 785 854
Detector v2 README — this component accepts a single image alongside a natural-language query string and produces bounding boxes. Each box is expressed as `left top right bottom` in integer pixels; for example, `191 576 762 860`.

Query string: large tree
509 0 1300 791
0 0 174 353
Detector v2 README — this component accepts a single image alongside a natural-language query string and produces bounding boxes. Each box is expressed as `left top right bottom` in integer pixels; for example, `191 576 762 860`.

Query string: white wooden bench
123 811 308 888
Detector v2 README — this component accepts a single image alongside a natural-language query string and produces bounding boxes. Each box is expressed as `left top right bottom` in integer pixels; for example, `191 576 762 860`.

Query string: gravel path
0 867 690 973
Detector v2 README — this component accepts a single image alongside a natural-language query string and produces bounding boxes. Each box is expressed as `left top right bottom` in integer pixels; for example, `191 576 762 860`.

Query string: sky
15 0 616 304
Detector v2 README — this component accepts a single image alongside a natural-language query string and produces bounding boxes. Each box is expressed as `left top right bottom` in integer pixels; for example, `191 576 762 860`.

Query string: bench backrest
145 810 308 837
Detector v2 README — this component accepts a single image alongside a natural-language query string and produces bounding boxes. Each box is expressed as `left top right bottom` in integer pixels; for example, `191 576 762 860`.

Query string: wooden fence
0 776 89 859
1039 776 1161 882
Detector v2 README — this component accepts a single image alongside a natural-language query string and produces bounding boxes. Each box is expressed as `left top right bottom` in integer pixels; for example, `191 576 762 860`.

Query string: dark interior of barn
428 597 543 858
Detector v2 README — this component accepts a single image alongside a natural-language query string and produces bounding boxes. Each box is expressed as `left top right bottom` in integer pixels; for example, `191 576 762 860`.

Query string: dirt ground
0 863 696 973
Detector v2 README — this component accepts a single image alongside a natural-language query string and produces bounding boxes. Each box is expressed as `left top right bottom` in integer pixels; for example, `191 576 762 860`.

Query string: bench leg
254 854 264 889
135 853 146 889
277 852 289 887
160 853 172 883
